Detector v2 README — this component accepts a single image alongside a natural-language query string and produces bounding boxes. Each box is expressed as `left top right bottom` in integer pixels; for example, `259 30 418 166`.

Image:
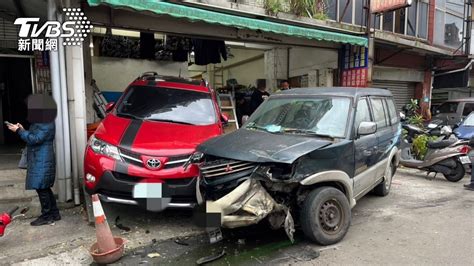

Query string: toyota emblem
146 158 161 169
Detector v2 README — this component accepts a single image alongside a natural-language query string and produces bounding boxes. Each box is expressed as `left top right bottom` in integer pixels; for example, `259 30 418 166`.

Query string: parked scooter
400 123 470 182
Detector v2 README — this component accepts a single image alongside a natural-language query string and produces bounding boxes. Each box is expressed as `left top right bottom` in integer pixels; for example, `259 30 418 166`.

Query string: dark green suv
193 87 401 245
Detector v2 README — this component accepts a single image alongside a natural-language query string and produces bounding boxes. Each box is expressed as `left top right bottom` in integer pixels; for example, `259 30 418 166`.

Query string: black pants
36 188 59 218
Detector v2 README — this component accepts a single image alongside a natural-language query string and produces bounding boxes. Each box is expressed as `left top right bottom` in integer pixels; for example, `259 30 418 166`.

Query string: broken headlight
255 164 293 180
189 151 205 163
183 151 205 170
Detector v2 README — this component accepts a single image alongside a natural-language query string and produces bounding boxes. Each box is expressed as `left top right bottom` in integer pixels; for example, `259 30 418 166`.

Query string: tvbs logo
14 8 92 51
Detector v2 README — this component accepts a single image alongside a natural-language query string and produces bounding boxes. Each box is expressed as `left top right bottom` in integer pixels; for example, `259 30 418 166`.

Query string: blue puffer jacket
17 123 56 190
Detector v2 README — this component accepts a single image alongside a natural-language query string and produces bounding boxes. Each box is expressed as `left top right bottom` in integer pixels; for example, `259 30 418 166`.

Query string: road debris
174 238 189 246
115 216 131 232
147 252 161 258
196 250 226 265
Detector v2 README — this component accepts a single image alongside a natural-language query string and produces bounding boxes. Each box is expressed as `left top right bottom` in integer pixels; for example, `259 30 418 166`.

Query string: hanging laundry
192 39 228 65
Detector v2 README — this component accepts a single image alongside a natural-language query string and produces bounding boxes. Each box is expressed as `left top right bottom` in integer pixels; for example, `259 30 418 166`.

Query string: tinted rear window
370 98 388 129
463 103 474 116
437 102 459 113
386 98 398 125
116 86 216 125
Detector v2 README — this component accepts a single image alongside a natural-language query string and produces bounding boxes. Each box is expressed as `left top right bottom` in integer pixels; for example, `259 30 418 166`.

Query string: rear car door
353 97 378 195
435 101 460 125
369 97 392 178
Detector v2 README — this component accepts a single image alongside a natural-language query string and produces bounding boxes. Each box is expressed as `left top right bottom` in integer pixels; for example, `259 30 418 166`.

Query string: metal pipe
434 59 473 76
48 0 66 202
66 44 87 206
57 12 73 202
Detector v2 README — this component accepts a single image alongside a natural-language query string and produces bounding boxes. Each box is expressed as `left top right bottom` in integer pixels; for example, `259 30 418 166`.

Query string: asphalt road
119 168 474 265
3 168 473 265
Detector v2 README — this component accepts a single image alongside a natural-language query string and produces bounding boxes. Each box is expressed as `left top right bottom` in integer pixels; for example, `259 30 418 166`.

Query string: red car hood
93 114 221 156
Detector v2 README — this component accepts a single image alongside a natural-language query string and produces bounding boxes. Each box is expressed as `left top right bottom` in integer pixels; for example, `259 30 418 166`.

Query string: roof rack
136 71 210 88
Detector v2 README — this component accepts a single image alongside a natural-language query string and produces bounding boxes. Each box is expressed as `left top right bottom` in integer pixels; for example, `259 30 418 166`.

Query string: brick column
428 0 435 44
421 0 435 120
420 70 433 120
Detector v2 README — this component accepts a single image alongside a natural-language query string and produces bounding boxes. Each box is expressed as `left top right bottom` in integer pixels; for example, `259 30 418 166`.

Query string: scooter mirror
399 112 406 121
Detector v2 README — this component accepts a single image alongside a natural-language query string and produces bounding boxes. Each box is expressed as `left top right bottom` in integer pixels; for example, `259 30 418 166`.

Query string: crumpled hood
198 129 332 164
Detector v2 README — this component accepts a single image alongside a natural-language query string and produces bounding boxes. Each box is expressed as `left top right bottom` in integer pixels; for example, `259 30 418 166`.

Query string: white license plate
133 183 162 198
460 156 471 164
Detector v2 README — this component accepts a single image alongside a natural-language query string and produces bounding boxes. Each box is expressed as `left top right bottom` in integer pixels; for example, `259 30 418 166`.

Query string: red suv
84 73 226 211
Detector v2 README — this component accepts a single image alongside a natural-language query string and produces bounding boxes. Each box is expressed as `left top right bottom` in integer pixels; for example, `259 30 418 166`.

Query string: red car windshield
116 86 217 125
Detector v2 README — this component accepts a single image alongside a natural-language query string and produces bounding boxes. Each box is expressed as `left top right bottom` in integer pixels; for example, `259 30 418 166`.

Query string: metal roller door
372 80 416 111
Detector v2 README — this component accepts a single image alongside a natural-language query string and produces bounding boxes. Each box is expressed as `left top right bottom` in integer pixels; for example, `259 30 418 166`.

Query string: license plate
460 156 471 164
133 183 162 198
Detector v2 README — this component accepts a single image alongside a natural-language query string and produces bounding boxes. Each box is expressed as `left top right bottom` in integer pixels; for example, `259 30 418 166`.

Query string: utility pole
464 0 473 55
366 0 374 87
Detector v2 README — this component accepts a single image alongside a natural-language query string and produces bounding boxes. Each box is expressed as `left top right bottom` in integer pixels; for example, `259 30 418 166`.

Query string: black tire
373 160 395 196
300 187 351 245
443 160 465 182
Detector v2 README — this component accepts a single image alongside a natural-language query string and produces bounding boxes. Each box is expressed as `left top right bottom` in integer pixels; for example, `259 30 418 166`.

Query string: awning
433 60 473 89
87 0 368 47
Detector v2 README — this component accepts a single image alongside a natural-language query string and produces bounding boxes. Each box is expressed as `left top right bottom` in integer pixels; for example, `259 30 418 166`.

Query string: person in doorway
279 80 291 91
6 94 60 226
249 81 270 114
235 93 251 127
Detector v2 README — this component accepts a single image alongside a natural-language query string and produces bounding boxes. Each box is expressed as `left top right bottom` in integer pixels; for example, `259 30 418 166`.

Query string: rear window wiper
145 118 194 125
116 112 141 120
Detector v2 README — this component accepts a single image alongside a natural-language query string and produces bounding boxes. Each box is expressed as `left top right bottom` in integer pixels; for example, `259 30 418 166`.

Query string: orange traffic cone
89 194 125 264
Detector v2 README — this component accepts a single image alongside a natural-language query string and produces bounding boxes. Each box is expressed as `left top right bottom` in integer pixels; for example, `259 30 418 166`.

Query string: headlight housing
88 135 122 161
189 151 205 164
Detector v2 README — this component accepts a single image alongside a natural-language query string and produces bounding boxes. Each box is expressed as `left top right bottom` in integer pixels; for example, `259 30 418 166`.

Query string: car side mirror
358 121 377 136
221 113 229 125
105 102 115 112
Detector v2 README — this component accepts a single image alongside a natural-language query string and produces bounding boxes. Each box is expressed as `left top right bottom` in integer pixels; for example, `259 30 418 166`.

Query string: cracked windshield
245 97 351 138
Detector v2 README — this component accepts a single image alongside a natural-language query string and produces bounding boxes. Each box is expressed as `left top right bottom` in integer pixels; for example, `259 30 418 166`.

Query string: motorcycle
400 121 471 182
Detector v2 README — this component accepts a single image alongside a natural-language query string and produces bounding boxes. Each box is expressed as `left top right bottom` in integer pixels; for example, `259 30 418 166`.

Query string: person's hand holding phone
5 121 23 132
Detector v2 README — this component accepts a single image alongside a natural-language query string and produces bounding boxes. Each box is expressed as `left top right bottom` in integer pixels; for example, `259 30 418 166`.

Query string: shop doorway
0 57 32 166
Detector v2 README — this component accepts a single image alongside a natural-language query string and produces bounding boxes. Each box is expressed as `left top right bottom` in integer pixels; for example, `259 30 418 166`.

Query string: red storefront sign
371 0 413 13
341 68 368 87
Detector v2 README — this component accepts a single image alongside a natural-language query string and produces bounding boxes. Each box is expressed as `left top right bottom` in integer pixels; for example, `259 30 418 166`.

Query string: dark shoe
51 214 61 221
30 216 54 226
464 184 474 191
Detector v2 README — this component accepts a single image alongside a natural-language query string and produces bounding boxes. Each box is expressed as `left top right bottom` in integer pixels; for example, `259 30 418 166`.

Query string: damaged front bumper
197 178 295 242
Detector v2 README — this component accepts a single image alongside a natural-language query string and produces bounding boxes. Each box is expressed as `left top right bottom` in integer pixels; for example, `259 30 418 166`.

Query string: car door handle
363 150 372 156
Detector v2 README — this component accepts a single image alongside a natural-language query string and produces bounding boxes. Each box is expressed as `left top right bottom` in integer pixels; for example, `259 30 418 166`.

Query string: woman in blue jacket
7 94 60 226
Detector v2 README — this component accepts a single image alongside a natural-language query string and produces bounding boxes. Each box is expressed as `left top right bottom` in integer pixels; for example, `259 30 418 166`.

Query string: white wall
289 47 338 77
264 47 338 90
223 57 264 87
91 57 189 92
188 47 265 88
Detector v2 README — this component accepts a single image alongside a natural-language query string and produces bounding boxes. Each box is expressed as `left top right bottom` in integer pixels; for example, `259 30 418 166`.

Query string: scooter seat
427 139 456 149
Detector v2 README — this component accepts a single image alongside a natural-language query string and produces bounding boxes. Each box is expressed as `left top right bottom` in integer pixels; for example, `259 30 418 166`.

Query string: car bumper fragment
203 179 295 242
